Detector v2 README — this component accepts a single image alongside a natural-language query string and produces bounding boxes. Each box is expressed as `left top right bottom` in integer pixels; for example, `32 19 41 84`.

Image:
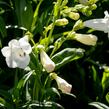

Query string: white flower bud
67 12 80 20
55 18 69 26
55 75 72 93
75 33 97 46
40 50 55 72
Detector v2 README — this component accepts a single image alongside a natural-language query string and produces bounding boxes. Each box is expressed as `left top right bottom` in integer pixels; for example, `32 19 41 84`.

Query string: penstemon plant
0 0 109 109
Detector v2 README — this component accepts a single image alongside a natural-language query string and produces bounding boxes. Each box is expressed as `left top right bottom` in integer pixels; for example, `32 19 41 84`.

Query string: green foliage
0 16 7 38
15 0 33 30
102 67 109 92
52 48 84 69
0 0 109 109
89 102 109 109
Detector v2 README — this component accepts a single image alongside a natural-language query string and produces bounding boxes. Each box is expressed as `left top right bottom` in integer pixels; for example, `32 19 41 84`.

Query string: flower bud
67 12 80 20
51 73 72 93
74 33 98 46
73 20 84 31
55 18 69 26
40 50 55 72
79 0 88 5
90 4 97 10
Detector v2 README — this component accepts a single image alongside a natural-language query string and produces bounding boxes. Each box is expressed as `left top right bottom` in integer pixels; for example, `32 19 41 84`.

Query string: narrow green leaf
91 66 103 99
0 90 14 109
0 16 7 38
106 92 109 104
102 71 109 92
89 102 109 109
44 87 61 98
51 48 84 69
15 0 33 30
17 70 34 89
0 97 5 107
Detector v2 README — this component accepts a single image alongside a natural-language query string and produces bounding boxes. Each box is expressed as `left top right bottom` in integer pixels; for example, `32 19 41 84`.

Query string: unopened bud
67 12 80 20
90 4 97 10
79 0 88 5
74 33 98 46
51 73 72 93
81 7 92 16
40 50 55 72
73 20 84 31
55 18 69 26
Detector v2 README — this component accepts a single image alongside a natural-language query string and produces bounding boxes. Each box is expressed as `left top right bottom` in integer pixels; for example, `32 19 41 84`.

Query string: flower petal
19 38 32 54
1 47 11 57
8 39 20 48
13 54 30 69
6 57 17 68
84 19 108 33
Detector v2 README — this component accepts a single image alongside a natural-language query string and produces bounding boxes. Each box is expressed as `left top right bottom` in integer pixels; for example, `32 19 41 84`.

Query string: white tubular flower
74 33 98 46
55 75 72 93
1 37 32 69
84 11 109 36
40 50 55 73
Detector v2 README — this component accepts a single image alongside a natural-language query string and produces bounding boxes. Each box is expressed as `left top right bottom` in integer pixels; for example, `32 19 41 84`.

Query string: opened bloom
55 75 72 93
40 49 55 73
84 11 109 37
1 36 32 69
74 33 97 46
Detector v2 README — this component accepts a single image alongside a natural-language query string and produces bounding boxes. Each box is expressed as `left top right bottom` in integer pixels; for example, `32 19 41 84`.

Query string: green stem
33 73 43 100
14 69 18 87
46 0 62 47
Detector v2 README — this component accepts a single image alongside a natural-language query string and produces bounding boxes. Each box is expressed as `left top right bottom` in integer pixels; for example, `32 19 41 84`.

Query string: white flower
55 76 72 93
1 37 32 69
40 50 55 72
74 33 97 46
84 11 109 37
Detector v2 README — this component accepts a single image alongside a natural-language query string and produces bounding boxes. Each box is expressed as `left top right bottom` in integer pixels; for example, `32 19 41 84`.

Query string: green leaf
12 70 34 102
15 0 33 30
0 97 5 107
22 100 64 109
17 70 34 89
0 16 7 38
51 36 66 56
0 90 14 109
29 52 42 73
106 92 109 104
51 48 84 69
44 87 61 99
91 66 103 99
89 102 109 109
102 71 109 92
